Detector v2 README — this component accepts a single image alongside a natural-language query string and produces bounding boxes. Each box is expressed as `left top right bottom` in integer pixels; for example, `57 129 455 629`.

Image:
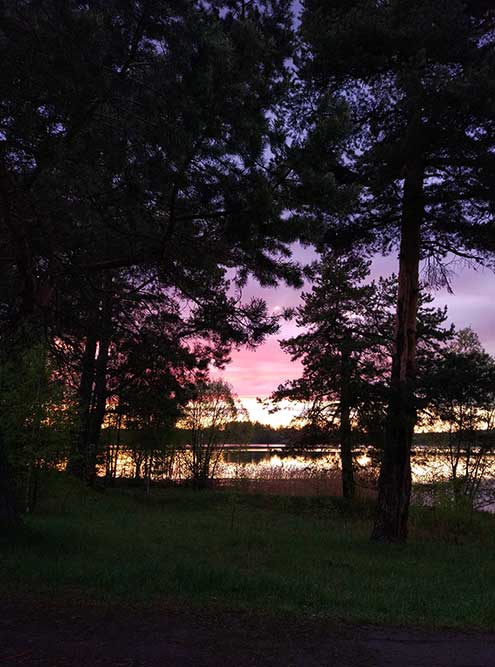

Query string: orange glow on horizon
238 396 303 427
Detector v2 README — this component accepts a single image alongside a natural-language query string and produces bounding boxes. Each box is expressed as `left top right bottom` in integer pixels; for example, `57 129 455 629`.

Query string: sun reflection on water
102 445 495 510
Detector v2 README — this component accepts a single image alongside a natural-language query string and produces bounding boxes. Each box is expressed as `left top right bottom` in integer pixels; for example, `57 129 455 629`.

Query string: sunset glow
224 258 495 426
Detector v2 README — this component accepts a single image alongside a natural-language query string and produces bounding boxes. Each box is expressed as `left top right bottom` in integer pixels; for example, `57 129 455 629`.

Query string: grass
1 472 495 629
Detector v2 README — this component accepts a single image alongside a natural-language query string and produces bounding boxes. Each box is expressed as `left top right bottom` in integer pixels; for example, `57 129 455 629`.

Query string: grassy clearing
1 473 495 629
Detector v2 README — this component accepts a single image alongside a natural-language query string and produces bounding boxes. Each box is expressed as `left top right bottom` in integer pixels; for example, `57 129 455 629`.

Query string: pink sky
220 250 495 425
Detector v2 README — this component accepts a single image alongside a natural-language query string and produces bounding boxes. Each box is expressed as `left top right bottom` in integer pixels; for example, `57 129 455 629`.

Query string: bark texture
68 288 112 483
372 156 424 542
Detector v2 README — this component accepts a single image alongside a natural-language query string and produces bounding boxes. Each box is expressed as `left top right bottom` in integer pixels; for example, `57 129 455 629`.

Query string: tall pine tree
301 0 495 541
272 252 452 501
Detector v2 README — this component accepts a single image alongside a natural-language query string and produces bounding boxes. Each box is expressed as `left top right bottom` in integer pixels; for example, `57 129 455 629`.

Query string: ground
2 601 495 666
2 476 495 665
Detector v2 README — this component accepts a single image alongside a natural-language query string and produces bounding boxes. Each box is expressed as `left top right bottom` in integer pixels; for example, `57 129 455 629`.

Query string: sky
220 248 495 426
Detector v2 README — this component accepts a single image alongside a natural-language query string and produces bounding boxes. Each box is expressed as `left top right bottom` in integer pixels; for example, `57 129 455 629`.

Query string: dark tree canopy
0 0 303 333
301 0 495 262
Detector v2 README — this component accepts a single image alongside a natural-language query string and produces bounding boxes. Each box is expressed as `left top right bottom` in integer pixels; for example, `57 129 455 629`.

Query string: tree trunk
112 411 122 480
68 333 97 479
68 280 112 484
86 332 110 485
105 411 121 484
371 156 424 543
339 347 355 500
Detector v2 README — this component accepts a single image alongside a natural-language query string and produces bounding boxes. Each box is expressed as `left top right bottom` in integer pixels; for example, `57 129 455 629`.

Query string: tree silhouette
273 251 452 500
301 0 495 541
0 0 303 522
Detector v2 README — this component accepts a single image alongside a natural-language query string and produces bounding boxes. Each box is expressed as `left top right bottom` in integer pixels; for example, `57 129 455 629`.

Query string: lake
107 443 495 511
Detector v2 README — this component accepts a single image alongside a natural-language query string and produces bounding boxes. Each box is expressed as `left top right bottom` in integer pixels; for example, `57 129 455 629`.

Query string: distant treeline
101 421 300 447
100 423 495 449
412 432 495 450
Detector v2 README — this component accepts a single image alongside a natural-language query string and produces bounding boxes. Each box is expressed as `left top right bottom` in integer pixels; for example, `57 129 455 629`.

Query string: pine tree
300 0 495 540
273 251 453 501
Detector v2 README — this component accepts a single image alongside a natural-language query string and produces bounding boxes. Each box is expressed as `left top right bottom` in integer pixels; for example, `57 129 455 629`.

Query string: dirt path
1 601 494 666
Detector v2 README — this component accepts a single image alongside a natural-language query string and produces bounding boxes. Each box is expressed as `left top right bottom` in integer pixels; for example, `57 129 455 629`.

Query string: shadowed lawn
1 474 494 629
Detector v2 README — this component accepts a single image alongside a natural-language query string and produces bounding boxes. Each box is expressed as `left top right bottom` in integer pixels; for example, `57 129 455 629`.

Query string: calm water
110 443 495 510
